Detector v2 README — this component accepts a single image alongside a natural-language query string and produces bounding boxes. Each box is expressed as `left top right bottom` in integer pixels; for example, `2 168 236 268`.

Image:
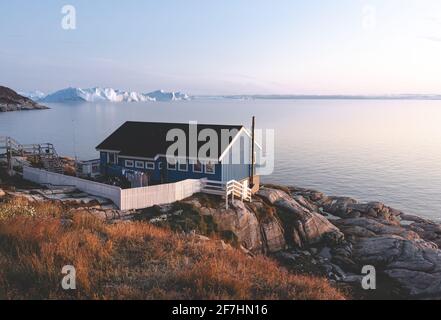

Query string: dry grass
0 198 345 300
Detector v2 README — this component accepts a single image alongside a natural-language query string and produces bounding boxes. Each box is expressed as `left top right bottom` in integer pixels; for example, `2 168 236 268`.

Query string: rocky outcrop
203 200 264 253
189 197 287 253
0 86 48 112
260 218 287 253
404 217 441 247
287 186 441 298
136 185 441 298
352 236 441 297
257 188 344 248
334 217 420 241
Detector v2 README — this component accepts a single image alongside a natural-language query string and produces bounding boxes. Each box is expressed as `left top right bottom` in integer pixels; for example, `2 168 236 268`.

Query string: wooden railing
201 179 252 209
0 136 63 173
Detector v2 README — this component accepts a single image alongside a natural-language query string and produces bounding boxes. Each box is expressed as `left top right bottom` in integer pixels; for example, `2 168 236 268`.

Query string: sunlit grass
0 197 345 300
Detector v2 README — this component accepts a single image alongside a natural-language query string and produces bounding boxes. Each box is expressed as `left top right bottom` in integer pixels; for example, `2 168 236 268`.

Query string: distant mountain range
20 87 191 103
0 86 48 112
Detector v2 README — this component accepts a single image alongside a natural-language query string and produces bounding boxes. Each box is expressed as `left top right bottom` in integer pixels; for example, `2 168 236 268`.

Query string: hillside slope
0 196 344 300
0 86 48 112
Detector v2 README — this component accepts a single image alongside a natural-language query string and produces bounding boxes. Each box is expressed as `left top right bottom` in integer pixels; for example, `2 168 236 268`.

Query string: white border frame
145 161 155 170
178 162 188 172
135 161 145 169
125 160 134 168
193 161 203 173
204 162 215 175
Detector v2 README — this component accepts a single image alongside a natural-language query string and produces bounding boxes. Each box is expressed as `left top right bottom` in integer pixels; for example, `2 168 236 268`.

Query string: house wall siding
102 154 223 183
100 151 108 174
165 161 222 182
221 163 251 182
220 130 254 182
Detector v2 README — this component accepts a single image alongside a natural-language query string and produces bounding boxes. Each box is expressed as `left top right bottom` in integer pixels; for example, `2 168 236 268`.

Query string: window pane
205 162 215 174
193 161 202 172
108 153 116 164
146 161 155 169
179 162 188 171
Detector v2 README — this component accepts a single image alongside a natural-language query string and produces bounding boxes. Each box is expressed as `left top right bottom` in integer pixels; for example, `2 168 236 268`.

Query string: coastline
1 169 440 299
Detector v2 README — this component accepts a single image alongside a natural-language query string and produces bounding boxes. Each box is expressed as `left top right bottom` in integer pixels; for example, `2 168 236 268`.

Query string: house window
125 160 134 168
92 163 100 173
135 161 145 169
193 161 203 173
145 161 155 170
205 162 215 174
158 162 164 170
178 161 188 172
167 162 177 170
108 152 117 165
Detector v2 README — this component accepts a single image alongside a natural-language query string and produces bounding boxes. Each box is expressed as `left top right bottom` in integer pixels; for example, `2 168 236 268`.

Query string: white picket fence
23 167 202 210
23 166 122 207
120 179 202 210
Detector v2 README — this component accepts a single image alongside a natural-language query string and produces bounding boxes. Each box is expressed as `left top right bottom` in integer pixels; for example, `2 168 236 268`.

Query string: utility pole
249 116 255 188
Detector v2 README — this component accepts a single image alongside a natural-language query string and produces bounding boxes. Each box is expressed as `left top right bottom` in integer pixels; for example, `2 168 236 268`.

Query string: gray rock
209 200 264 253
318 246 332 260
258 188 344 248
406 221 441 247
261 218 287 253
352 235 441 297
334 217 420 240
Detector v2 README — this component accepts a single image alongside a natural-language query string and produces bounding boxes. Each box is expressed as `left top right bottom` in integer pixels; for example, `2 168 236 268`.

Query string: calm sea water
1 99 440 221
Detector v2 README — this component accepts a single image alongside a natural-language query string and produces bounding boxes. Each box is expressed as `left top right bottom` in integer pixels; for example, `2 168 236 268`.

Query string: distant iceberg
38 87 191 103
19 90 46 101
146 90 190 102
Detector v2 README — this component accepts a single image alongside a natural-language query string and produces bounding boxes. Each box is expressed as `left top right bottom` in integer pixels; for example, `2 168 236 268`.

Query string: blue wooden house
96 121 261 189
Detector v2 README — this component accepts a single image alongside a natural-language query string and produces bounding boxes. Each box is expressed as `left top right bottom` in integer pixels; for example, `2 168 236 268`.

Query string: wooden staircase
0 136 64 174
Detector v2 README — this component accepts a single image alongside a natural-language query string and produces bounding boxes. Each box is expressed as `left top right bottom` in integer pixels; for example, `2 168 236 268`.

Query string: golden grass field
0 197 345 300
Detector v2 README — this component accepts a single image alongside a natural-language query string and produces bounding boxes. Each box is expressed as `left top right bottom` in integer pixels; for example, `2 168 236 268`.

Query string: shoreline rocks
4 180 441 298
257 188 344 248
131 185 441 298
283 185 441 298
0 86 48 112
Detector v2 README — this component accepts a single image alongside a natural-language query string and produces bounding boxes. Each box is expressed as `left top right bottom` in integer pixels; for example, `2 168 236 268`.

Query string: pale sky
1 0 441 95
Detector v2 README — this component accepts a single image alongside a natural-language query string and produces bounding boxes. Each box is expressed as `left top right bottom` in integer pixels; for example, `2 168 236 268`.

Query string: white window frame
167 162 177 170
135 161 145 169
158 162 164 170
125 160 134 168
178 161 188 172
205 162 215 175
145 161 155 170
193 161 203 173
